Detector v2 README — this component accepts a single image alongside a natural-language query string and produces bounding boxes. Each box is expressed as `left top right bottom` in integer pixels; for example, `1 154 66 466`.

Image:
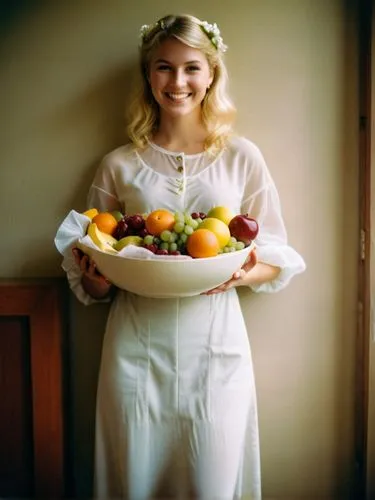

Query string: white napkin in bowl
54 210 192 262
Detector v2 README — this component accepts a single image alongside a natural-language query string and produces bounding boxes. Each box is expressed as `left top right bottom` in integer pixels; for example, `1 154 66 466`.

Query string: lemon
83 208 99 220
207 206 235 226
198 217 231 248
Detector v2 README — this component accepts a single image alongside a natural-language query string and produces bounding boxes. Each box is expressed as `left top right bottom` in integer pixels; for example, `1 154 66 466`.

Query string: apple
110 210 124 222
228 215 259 245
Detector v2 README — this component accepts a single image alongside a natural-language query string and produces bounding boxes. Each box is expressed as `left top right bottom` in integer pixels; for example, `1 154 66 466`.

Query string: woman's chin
160 102 201 120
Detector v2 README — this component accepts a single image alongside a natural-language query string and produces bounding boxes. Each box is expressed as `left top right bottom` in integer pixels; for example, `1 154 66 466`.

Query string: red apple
228 215 259 245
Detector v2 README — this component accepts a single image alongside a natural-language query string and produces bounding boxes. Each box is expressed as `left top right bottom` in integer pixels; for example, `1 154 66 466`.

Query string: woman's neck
152 114 208 154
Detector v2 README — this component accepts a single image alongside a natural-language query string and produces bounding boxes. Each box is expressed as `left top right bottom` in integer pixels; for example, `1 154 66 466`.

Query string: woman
68 14 305 499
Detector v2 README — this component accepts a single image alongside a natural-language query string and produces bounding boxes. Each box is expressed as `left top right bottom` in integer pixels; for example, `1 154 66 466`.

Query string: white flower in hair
139 24 152 40
140 25 149 37
200 21 228 53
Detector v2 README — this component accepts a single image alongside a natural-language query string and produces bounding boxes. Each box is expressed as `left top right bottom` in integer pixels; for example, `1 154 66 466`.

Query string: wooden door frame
357 0 372 497
0 279 69 498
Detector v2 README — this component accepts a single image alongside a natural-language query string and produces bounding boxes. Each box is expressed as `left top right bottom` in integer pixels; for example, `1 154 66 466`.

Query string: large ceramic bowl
77 241 254 298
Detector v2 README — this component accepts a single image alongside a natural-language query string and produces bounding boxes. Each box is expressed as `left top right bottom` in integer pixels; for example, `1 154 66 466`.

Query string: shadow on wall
48 61 139 212
67 297 111 498
0 0 43 37
20 59 140 277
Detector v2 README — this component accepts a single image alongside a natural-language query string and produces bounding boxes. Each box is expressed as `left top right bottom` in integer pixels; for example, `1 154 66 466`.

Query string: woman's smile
164 91 193 103
149 38 213 119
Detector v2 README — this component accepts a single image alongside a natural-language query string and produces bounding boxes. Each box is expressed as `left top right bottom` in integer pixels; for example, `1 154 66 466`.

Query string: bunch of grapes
143 211 207 256
113 214 148 240
220 237 246 254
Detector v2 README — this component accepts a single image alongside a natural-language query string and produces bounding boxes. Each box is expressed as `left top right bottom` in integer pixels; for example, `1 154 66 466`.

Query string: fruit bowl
77 240 255 299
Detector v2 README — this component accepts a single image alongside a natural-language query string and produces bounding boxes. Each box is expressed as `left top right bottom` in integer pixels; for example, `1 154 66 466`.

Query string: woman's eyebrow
155 59 202 65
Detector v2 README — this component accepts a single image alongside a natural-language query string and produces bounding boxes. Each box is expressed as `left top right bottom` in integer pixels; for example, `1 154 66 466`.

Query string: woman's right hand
72 247 114 299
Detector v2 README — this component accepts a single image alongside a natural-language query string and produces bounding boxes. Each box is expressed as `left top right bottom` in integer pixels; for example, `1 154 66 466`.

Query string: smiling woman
149 38 213 121
60 12 306 500
127 14 236 154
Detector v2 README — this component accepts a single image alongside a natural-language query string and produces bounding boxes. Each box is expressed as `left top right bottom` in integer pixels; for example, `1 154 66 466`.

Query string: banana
87 223 118 254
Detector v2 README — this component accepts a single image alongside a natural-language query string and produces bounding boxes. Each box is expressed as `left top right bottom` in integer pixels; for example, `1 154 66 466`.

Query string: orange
92 212 118 235
198 217 231 248
186 229 220 258
145 209 175 236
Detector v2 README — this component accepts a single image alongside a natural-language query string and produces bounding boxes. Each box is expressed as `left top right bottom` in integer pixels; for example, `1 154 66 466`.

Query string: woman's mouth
165 92 192 103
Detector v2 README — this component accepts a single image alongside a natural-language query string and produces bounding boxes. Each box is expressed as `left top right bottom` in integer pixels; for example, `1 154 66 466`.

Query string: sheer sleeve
241 144 306 293
63 156 122 305
87 155 124 213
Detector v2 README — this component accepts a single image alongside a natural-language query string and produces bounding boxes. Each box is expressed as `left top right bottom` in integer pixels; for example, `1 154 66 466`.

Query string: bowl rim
79 241 255 263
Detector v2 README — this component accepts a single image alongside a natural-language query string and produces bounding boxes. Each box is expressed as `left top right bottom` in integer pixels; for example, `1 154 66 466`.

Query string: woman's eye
186 66 200 72
157 65 171 71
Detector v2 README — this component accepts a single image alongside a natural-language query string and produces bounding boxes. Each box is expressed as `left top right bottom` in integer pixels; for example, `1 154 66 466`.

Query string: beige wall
0 1 359 498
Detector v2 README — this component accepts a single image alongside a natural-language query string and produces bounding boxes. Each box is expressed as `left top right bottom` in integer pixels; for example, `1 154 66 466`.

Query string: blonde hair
126 14 236 153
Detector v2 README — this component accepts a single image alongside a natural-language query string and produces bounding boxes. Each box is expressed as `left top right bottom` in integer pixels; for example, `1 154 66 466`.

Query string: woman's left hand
203 248 258 295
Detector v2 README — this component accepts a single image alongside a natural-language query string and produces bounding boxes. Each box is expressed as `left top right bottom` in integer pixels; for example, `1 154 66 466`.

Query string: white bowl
77 242 255 298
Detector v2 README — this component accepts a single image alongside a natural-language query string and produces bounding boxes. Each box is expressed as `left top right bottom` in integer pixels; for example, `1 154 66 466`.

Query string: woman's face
148 37 213 121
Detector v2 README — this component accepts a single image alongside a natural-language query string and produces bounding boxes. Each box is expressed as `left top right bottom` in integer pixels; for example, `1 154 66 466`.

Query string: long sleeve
87 154 124 213
61 156 122 305
241 142 306 293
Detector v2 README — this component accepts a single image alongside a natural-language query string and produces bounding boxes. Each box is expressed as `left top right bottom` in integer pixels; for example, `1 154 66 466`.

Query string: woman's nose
172 69 186 87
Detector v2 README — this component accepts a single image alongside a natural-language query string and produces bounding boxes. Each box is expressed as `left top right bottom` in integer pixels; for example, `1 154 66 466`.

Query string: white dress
63 137 306 499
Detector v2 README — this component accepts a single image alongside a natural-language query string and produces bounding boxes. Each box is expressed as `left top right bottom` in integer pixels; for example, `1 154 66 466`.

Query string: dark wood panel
0 279 68 498
30 285 65 497
0 317 34 497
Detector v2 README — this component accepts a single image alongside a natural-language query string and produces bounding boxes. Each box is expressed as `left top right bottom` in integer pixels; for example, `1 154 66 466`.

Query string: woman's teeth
166 92 191 101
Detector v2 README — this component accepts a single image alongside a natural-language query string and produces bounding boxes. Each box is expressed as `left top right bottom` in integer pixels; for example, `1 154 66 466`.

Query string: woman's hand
204 248 258 295
72 247 114 300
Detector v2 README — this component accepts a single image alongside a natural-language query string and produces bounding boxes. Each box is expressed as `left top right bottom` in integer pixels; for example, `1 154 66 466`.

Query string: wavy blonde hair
126 14 236 153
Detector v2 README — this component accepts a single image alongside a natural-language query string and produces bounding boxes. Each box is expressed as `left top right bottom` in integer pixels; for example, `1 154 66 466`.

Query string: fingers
72 247 93 273
88 258 96 276
232 269 244 280
241 249 257 273
249 248 258 266
72 247 83 266
72 248 111 284
202 248 258 295
244 248 257 265
80 255 90 274
204 279 235 295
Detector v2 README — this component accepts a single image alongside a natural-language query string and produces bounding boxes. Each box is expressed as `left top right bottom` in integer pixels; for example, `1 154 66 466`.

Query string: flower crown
200 21 227 53
139 19 227 53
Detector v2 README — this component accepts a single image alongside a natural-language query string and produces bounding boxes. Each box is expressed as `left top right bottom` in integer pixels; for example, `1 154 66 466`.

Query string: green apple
110 210 124 222
114 235 144 251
